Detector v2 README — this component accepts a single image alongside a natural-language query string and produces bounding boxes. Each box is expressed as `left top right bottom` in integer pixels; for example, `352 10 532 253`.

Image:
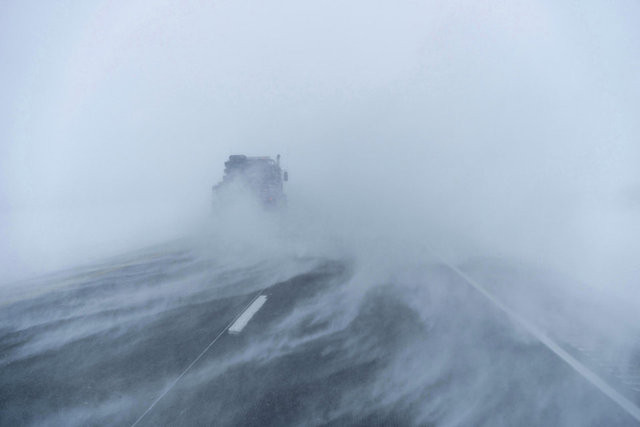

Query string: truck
212 154 288 208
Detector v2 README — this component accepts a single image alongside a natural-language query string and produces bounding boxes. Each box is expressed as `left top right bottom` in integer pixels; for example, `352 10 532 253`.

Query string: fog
2 0 639 284
2 0 640 424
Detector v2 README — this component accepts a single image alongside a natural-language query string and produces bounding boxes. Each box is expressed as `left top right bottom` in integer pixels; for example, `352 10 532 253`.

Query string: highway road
1 239 639 426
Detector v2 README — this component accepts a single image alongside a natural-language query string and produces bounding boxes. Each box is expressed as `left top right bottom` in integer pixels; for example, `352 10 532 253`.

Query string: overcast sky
1 0 639 283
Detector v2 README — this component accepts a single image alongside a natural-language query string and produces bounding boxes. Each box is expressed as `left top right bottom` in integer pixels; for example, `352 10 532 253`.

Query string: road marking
228 295 267 334
425 249 640 423
131 292 266 427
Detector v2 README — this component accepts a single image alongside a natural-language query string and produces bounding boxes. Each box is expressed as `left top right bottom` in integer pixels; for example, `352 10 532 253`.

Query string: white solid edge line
429 250 640 423
229 295 267 334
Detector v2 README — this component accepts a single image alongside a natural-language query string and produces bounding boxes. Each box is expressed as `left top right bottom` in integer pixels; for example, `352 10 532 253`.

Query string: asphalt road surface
1 239 639 426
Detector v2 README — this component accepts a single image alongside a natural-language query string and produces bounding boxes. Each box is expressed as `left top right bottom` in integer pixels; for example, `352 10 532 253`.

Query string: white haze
1 0 640 388
5 1 637 291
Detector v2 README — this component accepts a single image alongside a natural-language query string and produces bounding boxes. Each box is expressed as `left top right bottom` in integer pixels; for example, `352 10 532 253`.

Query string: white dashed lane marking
229 295 267 335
